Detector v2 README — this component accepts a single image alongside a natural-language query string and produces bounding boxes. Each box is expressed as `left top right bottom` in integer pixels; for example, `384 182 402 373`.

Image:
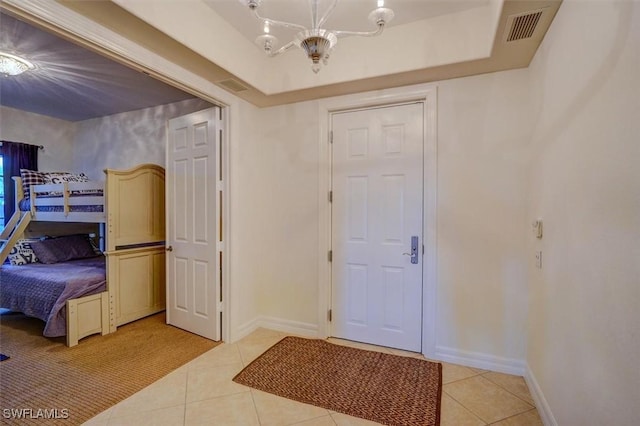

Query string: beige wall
0 106 75 172
226 68 534 372
227 99 267 337
245 72 532 366
526 1 640 424
251 100 322 326
436 69 531 360
226 99 324 337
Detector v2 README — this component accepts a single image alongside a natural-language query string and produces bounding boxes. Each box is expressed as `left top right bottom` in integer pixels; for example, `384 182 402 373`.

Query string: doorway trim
317 85 438 357
5 0 234 342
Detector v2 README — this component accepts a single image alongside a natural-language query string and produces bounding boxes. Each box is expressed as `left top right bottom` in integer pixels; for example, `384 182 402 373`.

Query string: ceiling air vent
505 9 544 42
218 78 249 93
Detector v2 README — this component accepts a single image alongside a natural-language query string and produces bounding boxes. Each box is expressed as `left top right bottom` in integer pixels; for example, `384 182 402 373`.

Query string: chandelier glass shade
0 51 35 76
242 0 394 73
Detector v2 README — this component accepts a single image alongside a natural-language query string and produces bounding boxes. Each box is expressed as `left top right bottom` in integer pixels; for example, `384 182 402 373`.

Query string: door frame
6 0 233 343
317 85 438 357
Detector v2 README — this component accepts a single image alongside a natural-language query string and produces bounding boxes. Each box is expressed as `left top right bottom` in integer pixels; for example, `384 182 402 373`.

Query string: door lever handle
404 236 419 264
166 246 173 252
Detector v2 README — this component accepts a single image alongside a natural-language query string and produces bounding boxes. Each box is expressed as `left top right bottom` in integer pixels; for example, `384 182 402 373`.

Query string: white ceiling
205 0 488 47
0 0 562 114
108 0 562 104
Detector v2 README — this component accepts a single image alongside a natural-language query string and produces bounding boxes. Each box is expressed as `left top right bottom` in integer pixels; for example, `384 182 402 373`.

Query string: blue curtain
0 141 39 226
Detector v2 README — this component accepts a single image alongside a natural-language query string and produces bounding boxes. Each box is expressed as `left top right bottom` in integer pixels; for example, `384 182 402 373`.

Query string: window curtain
1 141 39 226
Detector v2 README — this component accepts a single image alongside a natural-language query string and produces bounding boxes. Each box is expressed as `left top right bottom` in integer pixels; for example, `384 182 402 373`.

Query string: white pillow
7 239 41 265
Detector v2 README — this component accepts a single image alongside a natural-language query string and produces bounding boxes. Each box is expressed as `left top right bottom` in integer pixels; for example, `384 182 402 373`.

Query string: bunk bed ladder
0 210 32 265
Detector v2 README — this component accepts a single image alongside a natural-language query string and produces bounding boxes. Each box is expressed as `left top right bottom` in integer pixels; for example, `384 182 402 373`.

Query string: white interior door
166 107 221 341
331 103 424 352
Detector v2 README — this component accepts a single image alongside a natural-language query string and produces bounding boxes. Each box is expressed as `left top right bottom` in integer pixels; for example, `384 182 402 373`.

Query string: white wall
435 70 532 363
525 1 640 425
1 99 212 177
0 106 75 172
227 99 270 337
255 101 322 326
228 99 325 336
73 98 212 179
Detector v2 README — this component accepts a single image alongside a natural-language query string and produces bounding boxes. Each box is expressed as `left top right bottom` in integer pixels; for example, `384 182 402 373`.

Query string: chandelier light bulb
255 34 278 54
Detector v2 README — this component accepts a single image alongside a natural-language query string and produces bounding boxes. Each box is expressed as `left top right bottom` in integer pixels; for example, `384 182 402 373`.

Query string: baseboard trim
234 316 319 342
234 317 261 342
524 364 557 426
435 345 526 376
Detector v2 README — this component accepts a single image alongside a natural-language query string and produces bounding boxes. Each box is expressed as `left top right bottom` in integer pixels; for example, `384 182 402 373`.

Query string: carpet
233 336 442 426
0 311 219 425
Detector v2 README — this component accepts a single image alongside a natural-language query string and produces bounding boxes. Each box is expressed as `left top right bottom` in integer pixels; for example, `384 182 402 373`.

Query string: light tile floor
84 328 542 426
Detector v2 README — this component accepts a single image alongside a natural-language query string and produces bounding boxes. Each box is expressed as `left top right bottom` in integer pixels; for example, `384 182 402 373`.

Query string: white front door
331 103 424 352
166 107 221 341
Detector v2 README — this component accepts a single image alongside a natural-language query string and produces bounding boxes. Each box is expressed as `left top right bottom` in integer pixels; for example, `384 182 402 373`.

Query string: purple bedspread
0 256 106 337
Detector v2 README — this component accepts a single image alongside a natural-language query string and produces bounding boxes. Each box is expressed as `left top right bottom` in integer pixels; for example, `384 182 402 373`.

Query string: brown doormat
233 336 442 426
0 311 219 425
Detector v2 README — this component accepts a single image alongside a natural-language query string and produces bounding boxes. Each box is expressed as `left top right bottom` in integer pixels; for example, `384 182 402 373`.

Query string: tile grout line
286 413 334 426
486 408 541 425
479 372 536 409
103 370 190 422
182 366 189 426
441 389 489 425
249 389 264 426
441 371 484 386
444 374 537 425
107 401 189 423
326 412 339 426
183 344 250 425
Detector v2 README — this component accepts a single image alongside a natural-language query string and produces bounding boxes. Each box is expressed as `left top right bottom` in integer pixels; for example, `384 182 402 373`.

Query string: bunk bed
0 164 166 346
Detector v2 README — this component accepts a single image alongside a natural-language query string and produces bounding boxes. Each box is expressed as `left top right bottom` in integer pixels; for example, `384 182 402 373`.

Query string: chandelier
0 51 35 76
242 0 395 73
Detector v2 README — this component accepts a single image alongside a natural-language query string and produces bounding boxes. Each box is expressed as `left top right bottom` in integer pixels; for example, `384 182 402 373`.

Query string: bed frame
66 292 111 347
0 164 165 347
22 180 106 223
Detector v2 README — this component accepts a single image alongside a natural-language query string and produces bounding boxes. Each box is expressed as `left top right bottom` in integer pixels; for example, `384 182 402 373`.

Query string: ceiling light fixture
0 51 35 76
242 0 395 73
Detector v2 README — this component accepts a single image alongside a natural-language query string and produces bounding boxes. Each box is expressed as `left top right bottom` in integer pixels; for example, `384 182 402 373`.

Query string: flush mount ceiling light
0 51 35 76
242 0 394 73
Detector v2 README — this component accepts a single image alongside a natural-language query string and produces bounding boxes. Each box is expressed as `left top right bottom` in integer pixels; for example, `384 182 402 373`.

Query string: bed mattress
0 256 107 337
